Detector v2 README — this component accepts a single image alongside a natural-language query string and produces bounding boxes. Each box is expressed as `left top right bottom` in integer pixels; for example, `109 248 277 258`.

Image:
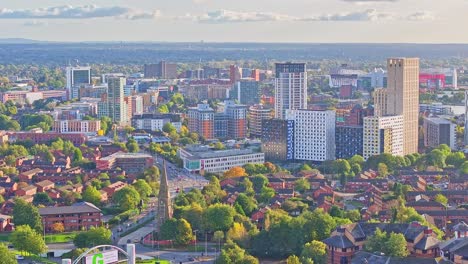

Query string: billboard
85 249 119 264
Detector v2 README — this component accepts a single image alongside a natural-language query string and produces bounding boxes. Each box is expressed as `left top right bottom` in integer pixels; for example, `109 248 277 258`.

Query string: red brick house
16 185 37 196
34 180 55 192
102 181 127 197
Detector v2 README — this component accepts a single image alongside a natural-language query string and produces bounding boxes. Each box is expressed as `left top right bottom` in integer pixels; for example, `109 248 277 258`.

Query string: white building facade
363 115 404 159
285 109 335 161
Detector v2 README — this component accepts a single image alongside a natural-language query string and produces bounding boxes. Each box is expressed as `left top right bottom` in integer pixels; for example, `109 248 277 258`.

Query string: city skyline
0 0 467 43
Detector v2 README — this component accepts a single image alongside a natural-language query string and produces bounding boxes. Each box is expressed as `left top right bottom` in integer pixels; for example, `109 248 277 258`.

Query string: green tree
251 175 268 191
32 192 53 206
427 149 446 169
126 138 139 153
0 243 16 263
378 163 389 178
258 186 275 204
286 255 301 264
385 232 409 257
12 199 43 233
162 122 177 134
175 218 194 246
243 177 255 196
113 186 141 211
300 163 313 171
10 225 47 256
235 193 257 216
434 193 448 206
294 178 311 193
345 210 361 222
365 228 387 253
301 240 327 264
203 204 236 232
82 186 101 206
216 240 259 264
461 161 468 174
73 227 112 248
446 151 465 167
133 179 153 200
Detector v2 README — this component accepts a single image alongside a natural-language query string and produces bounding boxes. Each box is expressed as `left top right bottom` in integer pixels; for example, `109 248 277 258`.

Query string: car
188 257 195 261
15 255 24 260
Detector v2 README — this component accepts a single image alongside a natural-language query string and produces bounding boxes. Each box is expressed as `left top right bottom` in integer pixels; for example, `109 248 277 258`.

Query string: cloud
0 5 160 20
191 9 395 23
406 11 435 21
195 10 294 23
23 20 48 27
300 9 394 21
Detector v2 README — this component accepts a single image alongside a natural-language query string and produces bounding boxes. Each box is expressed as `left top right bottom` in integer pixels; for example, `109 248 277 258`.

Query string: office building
424 117 456 150
144 61 177 79
96 151 154 173
363 115 404 159
251 69 260 81
261 119 294 161
225 100 247 139
66 66 91 100
188 104 215 140
97 77 127 125
386 58 419 155
286 109 335 161
336 126 364 159
248 104 272 138
419 103 453 115
230 80 261 105
132 113 181 132
179 145 265 173
274 63 307 119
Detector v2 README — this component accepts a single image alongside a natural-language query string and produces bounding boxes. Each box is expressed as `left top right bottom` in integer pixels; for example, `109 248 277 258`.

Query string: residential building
261 119 294 161
52 120 101 134
66 66 91 100
39 202 101 232
132 113 181 132
131 95 143 116
230 80 260 105
248 104 272 138
423 117 456 150
386 58 420 155
373 88 388 117
178 145 265 173
335 126 363 159
214 113 228 140
230 65 242 84
188 104 215 140
274 63 307 119
323 222 440 264
286 109 335 161
363 115 404 159
98 77 127 125
225 100 247 139
10 132 86 146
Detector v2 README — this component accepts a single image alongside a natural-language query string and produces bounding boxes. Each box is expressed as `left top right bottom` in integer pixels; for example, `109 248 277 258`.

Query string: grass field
0 232 76 243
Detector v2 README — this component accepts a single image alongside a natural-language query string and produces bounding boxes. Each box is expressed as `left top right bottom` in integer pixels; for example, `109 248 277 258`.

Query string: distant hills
0 40 468 65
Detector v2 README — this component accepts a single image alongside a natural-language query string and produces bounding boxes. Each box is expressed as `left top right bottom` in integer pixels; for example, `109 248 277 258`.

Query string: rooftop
39 202 101 215
182 145 262 160
99 151 152 161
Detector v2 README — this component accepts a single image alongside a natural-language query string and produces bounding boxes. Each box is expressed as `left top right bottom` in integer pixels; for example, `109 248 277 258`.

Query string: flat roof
183 146 262 160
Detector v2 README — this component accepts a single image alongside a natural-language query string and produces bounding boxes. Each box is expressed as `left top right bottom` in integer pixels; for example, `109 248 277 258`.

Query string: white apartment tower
274 63 307 119
363 115 404 159
66 66 91 100
285 109 335 161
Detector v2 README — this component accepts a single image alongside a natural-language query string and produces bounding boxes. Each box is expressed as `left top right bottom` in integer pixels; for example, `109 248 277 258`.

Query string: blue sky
0 0 466 43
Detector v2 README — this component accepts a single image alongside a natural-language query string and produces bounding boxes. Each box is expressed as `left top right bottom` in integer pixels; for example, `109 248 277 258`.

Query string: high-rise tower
157 160 172 231
274 63 307 119
386 58 419 155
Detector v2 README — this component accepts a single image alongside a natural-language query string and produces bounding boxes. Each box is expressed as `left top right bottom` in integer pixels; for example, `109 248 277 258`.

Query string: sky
0 0 466 43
